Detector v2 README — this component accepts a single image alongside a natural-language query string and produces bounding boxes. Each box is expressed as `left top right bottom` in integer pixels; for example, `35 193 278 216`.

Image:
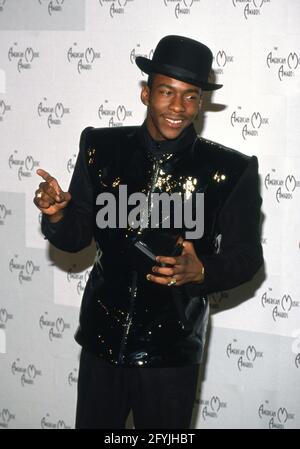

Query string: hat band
153 62 208 85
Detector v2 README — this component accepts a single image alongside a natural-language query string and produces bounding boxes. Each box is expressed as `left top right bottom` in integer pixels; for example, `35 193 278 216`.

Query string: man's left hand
146 240 204 287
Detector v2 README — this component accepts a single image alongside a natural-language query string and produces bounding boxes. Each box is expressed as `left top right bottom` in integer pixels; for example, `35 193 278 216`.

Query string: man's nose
169 94 185 112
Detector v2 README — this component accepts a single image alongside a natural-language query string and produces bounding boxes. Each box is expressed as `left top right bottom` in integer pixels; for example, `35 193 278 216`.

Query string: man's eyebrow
156 83 201 94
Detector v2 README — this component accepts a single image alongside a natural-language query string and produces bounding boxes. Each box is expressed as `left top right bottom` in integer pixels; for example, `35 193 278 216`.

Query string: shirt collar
139 120 197 158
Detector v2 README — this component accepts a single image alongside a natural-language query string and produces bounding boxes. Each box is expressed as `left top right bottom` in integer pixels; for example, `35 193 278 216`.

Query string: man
34 35 263 429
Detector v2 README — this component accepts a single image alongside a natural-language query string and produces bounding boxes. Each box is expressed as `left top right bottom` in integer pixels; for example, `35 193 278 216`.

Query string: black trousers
75 348 199 429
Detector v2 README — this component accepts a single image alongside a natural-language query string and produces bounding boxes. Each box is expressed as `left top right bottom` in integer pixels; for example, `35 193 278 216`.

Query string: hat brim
136 56 222 91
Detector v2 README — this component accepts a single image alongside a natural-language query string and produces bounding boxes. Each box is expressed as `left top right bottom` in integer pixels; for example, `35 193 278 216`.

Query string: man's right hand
33 169 72 222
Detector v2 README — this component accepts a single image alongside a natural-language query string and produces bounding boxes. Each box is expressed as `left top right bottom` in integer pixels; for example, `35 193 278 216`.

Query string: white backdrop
0 0 300 429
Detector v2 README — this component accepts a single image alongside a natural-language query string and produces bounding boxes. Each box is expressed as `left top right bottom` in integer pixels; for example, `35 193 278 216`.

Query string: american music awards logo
39 312 71 341
232 0 271 21
11 358 42 387
199 396 227 422
67 264 91 296
0 409 16 429
8 150 40 181
8 43 39 73
226 340 263 371
98 101 133 127
99 0 134 18
163 0 200 19
264 170 300 203
261 290 299 322
41 413 71 429
0 99 12 122
266 48 299 82
258 401 295 429
0 308 13 330
213 50 234 75
37 98 70 129
130 45 154 75
67 43 101 74
230 107 269 140
9 255 40 284
38 0 65 16
0 203 12 225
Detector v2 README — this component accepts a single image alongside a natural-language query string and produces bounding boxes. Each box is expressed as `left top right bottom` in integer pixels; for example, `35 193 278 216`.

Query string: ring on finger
36 191 43 199
167 277 177 287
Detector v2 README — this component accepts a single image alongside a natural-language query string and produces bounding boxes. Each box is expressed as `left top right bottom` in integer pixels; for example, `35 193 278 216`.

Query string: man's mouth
164 117 184 127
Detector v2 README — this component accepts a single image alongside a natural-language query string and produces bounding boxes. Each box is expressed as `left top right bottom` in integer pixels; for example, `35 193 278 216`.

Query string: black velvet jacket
42 125 263 367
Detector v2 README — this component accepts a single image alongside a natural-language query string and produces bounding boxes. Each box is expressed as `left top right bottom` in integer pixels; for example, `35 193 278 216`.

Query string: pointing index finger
36 168 52 182
36 169 62 196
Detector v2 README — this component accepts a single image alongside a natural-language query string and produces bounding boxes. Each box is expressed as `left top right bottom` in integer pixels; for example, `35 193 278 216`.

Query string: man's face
141 73 203 141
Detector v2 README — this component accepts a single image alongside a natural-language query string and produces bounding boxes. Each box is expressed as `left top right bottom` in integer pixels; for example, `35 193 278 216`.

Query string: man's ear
141 84 150 106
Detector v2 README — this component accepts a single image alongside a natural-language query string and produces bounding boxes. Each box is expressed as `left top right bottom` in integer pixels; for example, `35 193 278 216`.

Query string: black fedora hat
135 35 222 91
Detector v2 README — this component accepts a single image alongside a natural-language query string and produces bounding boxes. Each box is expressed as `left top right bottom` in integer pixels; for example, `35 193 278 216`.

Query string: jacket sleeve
41 127 94 253
191 155 263 295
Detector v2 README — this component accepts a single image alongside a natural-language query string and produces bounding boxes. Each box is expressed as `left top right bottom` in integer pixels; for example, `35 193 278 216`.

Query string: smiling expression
141 74 203 141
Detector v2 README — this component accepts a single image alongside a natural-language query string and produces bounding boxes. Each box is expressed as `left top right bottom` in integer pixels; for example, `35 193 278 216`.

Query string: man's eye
186 95 197 101
161 90 172 96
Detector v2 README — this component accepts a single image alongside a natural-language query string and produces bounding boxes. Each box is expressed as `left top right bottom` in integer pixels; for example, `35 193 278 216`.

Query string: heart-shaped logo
184 0 194 7
0 204 6 219
2 409 10 423
25 155 34 171
0 309 8 323
0 100 5 115
251 112 262 129
210 396 221 412
117 105 126 122
27 364 36 379
55 103 64 118
216 51 226 67
118 0 127 7
277 407 288 423
25 260 34 276
253 0 264 8
85 47 95 64
246 345 256 362
288 52 299 70
285 175 296 192
25 47 34 63
281 294 292 312
56 317 65 333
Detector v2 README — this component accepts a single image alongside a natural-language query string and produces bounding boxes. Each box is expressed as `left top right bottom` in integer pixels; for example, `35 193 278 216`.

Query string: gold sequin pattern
213 171 227 183
87 147 96 165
